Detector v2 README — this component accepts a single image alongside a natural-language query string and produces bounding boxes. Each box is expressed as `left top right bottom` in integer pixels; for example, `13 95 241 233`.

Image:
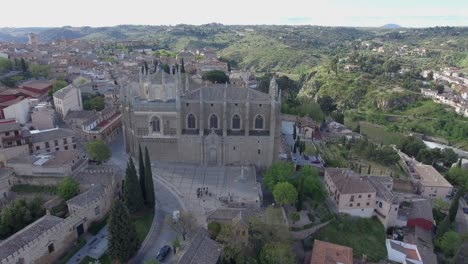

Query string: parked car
463 207 468 214
156 245 171 261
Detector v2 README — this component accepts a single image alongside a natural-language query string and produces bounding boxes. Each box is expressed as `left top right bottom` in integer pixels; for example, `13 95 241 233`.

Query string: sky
1 0 467 28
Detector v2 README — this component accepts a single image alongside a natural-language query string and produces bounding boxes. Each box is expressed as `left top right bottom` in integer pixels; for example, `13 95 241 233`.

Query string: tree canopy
273 182 298 206
57 177 80 200
85 140 111 163
263 161 295 191
317 95 337 115
123 158 145 213
144 147 155 208
0 197 44 239
259 242 296 264
202 70 229 83
108 199 140 262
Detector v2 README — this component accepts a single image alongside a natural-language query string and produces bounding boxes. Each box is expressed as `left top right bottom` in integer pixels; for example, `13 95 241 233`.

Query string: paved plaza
153 163 262 215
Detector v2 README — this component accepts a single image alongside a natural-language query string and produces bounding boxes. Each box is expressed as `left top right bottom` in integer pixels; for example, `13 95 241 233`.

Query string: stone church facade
122 68 281 168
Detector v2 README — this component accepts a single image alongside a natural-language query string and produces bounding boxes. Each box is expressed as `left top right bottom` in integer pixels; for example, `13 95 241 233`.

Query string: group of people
196 187 212 198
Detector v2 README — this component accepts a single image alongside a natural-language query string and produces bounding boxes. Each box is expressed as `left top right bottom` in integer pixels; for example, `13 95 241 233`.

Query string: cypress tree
144 147 156 208
448 188 464 222
293 124 297 140
367 165 371 174
138 145 147 204
123 158 144 213
108 199 140 262
180 58 185 73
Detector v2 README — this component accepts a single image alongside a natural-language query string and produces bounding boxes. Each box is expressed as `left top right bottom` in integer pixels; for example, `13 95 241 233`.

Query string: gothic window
187 114 196 129
254 115 264 129
209 114 218 129
232 114 241 129
151 116 161 132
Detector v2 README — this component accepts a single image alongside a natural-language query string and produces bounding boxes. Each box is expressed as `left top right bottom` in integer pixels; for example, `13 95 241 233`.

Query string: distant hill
381 24 402 29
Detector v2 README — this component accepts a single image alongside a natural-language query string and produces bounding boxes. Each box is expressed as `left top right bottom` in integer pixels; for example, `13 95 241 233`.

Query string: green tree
108 199 140 262
85 140 111 163
330 56 338 76
263 162 295 191
57 177 80 200
216 223 248 262
259 242 295 264
20 58 28 73
89 96 105 111
299 166 325 202
180 58 185 73
0 58 13 73
448 188 464 223
0 197 45 239
49 80 68 96
398 136 427 158
123 158 145 213
144 147 155 208
436 231 462 257
292 123 296 140
165 211 196 241
273 182 298 206
172 237 181 254
138 145 147 204
290 212 300 224
441 148 458 167
207 222 221 239
447 166 468 186
202 70 229 83
317 96 337 115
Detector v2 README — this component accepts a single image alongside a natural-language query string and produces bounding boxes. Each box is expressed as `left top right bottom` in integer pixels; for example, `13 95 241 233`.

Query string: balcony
1 134 23 142
227 130 245 136
249 130 270 136
182 129 199 135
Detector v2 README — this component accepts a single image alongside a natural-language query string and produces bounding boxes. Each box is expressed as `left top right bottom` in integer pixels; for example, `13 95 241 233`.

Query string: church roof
183 85 270 102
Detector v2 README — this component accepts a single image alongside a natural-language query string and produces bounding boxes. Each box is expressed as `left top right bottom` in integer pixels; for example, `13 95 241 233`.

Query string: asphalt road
108 134 183 264
455 199 467 263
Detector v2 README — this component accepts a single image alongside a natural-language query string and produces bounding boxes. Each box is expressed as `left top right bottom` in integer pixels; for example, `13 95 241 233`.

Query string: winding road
108 135 184 263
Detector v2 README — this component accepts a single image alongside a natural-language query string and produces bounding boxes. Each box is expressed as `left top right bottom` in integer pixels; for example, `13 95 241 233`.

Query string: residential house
0 120 29 166
178 228 223 264
176 50 196 63
324 168 376 218
368 176 400 228
81 107 122 142
30 128 77 154
325 169 401 228
53 84 83 117
310 240 353 264
412 163 453 199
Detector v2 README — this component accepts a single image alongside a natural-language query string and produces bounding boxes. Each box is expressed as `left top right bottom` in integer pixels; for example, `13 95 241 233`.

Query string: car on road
463 207 468 214
156 245 171 261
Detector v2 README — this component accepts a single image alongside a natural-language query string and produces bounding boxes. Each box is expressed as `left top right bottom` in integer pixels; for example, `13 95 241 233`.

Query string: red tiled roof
310 240 353 264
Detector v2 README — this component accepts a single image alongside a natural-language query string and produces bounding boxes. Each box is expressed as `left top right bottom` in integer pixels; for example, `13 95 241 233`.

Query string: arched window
209 114 218 129
232 114 241 129
254 115 264 129
151 116 161 132
187 114 196 129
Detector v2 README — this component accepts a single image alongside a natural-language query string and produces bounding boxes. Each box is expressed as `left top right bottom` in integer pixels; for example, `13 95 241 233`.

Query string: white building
3 99 30 124
53 84 83 117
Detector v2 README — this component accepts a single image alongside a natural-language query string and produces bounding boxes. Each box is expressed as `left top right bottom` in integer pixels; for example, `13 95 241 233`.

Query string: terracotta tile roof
310 240 353 264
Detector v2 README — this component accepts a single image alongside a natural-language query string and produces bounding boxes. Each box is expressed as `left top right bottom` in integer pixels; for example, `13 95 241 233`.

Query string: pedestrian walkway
67 226 108 264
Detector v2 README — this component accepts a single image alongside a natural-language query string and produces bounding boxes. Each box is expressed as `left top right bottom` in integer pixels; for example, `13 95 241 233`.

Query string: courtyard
152 163 262 216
